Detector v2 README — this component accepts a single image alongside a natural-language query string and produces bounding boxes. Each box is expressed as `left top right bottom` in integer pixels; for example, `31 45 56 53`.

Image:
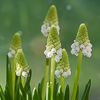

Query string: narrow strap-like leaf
0 85 6 100
46 83 50 100
32 88 38 100
81 79 91 100
38 83 42 100
24 69 32 93
5 84 12 100
27 87 32 100
64 85 69 100
57 85 63 100
6 55 12 96
19 82 26 100
75 85 79 100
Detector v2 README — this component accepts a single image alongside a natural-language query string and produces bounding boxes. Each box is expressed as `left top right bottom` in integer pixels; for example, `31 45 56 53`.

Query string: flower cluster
41 5 60 37
55 49 71 78
15 49 29 78
44 48 62 62
41 23 60 37
8 33 22 58
71 23 92 57
71 41 92 57
44 26 62 62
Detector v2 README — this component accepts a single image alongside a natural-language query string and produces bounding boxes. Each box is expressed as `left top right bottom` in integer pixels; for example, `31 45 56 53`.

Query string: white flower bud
88 43 92 48
71 49 75 54
67 69 71 75
51 48 56 53
55 55 60 62
75 47 80 52
80 44 85 49
86 46 92 52
74 42 79 46
44 50 49 56
8 52 13 58
55 70 60 78
16 70 21 76
71 43 75 49
57 49 62 56
82 49 87 55
62 72 68 78
22 71 28 77
86 52 92 58
47 51 53 58
11 49 15 54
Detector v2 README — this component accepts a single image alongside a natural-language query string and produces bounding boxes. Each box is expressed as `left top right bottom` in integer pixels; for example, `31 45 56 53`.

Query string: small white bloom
67 69 71 76
86 46 92 52
59 55 62 59
75 52 78 56
51 48 56 53
75 47 80 52
71 49 76 54
74 42 79 47
62 72 68 78
55 55 60 62
86 52 92 58
88 43 92 48
55 70 60 78
47 51 53 58
8 52 13 58
71 43 75 49
47 27 51 32
16 70 21 76
22 71 28 77
82 49 87 55
80 44 85 49
11 49 15 54
57 49 62 56
44 50 49 56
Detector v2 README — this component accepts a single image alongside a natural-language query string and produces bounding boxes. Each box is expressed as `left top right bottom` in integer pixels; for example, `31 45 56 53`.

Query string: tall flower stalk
71 23 92 100
41 5 60 100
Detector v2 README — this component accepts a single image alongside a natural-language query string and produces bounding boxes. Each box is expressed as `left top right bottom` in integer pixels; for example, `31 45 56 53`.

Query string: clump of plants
0 5 92 100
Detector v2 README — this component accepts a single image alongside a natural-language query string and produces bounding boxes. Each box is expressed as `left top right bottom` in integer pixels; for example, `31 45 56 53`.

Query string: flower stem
60 75 64 92
42 58 50 100
71 50 82 100
21 75 26 87
50 54 56 100
12 55 16 100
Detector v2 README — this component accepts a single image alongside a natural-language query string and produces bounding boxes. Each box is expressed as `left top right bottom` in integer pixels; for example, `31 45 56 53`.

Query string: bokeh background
0 0 100 100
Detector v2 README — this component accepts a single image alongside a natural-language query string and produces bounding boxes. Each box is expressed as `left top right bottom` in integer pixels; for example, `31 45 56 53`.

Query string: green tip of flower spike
17 49 28 70
57 49 70 71
47 26 61 51
44 5 58 26
10 32 21 51
75 23 89 44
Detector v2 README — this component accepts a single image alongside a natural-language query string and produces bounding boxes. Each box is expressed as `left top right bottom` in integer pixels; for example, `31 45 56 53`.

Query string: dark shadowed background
0 0 100 100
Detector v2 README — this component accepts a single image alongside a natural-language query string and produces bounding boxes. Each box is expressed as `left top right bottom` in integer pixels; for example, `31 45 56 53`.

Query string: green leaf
6 55 12 96
0 85 6 100
27 87 32 100
75 85 79 100
38 83 42 100
24 69 32 93
64 85 69 100
19 82 26 100
81 79 91 100
32 88 38 100
53 79 58 100
4 84 12 100
46 83 50 100
57 85 63 100
15 77 20 100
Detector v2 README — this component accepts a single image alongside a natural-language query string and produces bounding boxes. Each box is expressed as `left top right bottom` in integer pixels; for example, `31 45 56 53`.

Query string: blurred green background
0 0 100 99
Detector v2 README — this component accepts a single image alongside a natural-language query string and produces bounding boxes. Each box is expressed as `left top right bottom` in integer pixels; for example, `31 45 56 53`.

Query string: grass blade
75 85 79 100
32 87 38 100
81 79 91 100
24 69 32 93
64 85 69 100
0 85 6 100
